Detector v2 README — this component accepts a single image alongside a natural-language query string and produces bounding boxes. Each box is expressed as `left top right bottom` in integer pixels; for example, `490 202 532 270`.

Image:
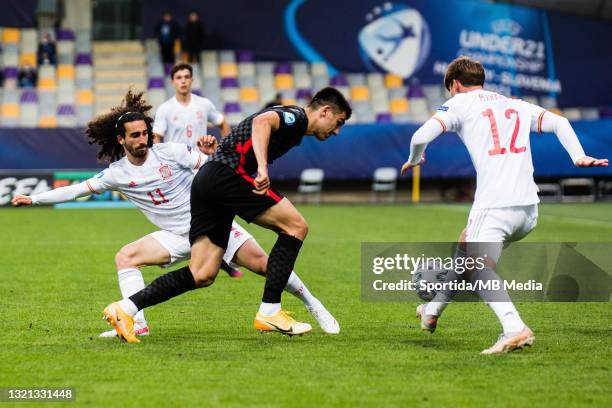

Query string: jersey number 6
482 108 526 156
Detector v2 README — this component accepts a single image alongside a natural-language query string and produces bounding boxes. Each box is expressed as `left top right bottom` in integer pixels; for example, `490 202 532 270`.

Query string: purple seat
236 50 254 63
147 77 165 89
376 113 392 123
330 74 349 87
221 77 239 88
4 67 18 79
224 102 241 113
296 88 312 100
408 82 425 98
192 89 202 96
599 107 612 119
75 53 92 65
163 63 173 76
56 29 75 41
274 62 292 75
20 90 38 103
58 105 76 115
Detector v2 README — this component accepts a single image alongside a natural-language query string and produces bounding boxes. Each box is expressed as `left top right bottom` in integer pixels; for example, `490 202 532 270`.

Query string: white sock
488 302 525 334
258 302 281 316
117 268 146 323
118 298 139 317
284 271 321 309
425 245 467 316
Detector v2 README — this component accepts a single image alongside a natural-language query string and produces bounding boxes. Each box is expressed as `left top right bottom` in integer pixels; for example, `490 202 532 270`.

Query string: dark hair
307 87 352 120
444 56 485 91
171 63 193 79
86 90 154 162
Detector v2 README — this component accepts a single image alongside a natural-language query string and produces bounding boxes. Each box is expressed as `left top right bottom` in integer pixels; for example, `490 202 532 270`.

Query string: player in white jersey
401 56 608 354
153 63 231 148
12 91 339 338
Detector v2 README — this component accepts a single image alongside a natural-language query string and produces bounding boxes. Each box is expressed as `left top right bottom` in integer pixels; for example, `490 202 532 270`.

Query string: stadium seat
390 98 409 114
236 50 254 63
19 53 37 67
38 77 57 91
292 62 309 76
58 64 76 80
239 87 259 102
351 86 369 101
77 90 94 105
219 62 238 78
384 74 403 88
274 62 292 75
298 168 325 204
224 102 242 125
311 62 328 77
294 73 312 89
238 62 256 78
20 29 38 53
57 104 77 127
2 103 20 119
367 73 384 89
255 62 274 76
376 113 393 123
2 28 20 44
219 50 236 63
38 115 57 128
275 74 294 90
371 167 398 203
347 73 366 87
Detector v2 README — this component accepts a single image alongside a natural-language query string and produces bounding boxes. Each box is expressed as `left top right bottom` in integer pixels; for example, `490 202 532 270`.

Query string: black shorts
189 161 284 249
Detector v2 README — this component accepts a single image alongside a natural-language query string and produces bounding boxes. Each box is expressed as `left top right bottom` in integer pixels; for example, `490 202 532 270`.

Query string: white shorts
465 204 538 262
149 221 252 268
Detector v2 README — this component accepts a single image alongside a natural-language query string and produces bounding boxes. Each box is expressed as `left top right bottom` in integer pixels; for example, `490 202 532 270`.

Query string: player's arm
400 118 445 175
251 111 280 195
218 119 231 137
538 110 608 167
11 179 108 207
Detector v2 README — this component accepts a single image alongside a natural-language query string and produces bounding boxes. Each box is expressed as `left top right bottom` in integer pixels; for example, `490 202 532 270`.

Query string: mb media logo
358 2 431 78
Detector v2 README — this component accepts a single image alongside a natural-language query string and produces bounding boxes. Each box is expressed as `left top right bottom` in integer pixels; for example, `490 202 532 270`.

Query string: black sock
129 266 196 310
262 234 303 303
220 260 236 273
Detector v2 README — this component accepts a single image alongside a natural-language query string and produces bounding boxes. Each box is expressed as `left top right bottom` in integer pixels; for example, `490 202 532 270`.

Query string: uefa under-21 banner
144 0 559 98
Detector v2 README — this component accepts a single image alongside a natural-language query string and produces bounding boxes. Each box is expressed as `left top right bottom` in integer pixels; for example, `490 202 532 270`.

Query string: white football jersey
153 94 224 148
434 90 546 209
85 143 206 235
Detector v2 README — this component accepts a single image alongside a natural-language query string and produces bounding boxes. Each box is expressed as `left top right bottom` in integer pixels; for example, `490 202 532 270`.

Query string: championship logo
358 2 431 78
159 164 173 180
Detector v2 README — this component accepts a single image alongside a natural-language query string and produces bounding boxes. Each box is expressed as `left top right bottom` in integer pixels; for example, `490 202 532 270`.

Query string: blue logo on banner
283 112 296 125
437 106 449 112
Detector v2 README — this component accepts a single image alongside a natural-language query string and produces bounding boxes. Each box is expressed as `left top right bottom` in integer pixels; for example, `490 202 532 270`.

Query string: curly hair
85 90 154 162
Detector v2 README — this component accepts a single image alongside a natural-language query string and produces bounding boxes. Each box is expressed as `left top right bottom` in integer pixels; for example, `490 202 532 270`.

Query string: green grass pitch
1 203 610 407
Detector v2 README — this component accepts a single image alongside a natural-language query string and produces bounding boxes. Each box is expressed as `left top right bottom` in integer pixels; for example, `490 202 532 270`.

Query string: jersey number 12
482 108 526 156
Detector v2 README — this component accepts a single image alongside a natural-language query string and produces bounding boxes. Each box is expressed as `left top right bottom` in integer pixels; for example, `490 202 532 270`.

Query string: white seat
298 168 324 204
372 167 398 203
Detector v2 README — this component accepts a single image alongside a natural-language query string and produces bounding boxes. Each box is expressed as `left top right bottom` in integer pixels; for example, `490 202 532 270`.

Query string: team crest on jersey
158 164 173 180
283 111 296 125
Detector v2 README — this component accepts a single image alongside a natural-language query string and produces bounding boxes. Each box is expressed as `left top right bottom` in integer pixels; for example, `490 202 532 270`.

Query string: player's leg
101 231 190 338
102 162 231 342
229 224 339 333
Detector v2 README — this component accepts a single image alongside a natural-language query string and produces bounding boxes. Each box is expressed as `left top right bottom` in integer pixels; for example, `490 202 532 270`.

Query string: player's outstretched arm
12 180 103 207
400 118 444 176
538 111 608 167
11 194 33 207
251 111 280 195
